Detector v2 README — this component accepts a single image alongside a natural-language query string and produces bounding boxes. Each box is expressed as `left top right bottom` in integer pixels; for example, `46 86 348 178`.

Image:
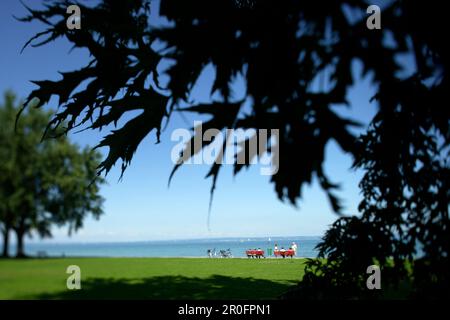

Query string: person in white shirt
291 242 298 256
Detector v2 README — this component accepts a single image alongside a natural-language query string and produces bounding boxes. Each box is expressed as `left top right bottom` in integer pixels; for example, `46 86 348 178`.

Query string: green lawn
0 258 305 299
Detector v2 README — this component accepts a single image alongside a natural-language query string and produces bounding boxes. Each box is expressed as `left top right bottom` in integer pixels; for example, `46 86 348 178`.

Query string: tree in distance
0 91 104 258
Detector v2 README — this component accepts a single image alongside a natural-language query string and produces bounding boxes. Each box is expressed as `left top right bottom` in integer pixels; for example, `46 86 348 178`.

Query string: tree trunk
15 230 26 258
1 228 10 258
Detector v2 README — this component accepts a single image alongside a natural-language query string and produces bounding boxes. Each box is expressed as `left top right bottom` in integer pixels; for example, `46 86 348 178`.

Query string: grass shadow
34 275 297 300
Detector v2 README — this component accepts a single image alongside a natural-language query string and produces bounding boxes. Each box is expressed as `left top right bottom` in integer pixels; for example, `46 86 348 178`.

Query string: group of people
245 248 265 258
274 242 298 257
246 242 299 258
211 241 299 258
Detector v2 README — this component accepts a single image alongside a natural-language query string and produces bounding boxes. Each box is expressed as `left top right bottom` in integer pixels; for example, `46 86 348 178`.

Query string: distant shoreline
5 237 321 259
19 235 323 246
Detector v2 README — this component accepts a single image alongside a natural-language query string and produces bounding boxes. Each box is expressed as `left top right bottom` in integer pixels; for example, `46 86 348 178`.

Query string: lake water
20 236 321 258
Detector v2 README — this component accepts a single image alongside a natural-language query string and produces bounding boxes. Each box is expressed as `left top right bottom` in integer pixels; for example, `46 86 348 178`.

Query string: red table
246 249 265 258
274 249 295 258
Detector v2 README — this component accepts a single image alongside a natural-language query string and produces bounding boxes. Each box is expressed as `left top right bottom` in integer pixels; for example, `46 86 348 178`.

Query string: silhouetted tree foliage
0 91 104 257
19 0 448 297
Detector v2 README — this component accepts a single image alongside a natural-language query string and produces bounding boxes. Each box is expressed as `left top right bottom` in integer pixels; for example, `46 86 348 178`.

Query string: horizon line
15 235 323 245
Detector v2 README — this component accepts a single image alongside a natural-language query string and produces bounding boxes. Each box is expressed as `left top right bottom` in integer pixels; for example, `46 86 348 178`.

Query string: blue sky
0 0 379 243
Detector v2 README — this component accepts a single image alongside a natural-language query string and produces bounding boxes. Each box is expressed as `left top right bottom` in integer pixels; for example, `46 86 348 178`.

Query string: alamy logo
171 121 280 176
366 5 381 30
66 265 81 290
66 5 81 30
366 265 381 290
